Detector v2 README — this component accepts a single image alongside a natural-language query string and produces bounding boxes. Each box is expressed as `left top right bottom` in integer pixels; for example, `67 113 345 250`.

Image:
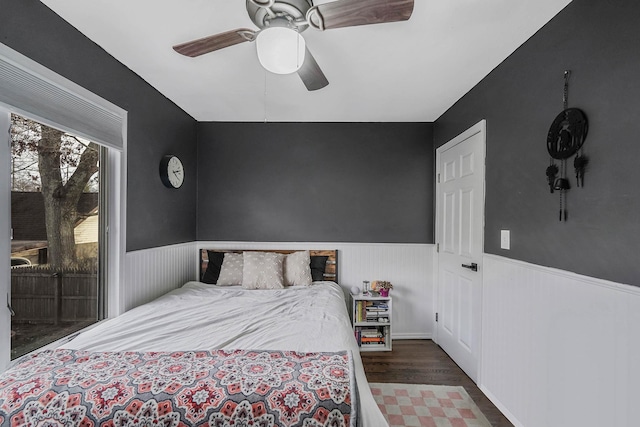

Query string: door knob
461 262 478 272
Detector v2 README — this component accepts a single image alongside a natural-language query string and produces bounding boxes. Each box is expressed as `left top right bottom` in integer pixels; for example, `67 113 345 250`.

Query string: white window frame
0 111 11 372
0 43 127 369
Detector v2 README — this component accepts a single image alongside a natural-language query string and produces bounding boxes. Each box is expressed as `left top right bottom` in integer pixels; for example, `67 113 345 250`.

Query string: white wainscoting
120 244 640 426
121 242 434 339
123 242 198 312
197 242 435 339
481 254 640 427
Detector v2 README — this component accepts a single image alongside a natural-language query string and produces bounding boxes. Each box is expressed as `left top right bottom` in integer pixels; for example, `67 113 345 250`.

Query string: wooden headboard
200 249 338 282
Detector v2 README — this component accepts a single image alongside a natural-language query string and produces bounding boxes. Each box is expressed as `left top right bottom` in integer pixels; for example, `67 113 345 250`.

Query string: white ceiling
40 0 571 122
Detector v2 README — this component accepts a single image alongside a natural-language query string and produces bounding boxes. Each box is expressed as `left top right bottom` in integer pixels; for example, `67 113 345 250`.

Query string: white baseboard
393 333 432 340
479 385 524 427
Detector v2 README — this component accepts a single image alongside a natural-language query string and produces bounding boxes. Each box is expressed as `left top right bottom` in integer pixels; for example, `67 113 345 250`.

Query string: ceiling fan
173 0 414 91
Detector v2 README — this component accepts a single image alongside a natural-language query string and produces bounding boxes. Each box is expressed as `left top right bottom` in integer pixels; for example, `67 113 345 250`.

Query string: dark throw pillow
310 255 329 282
201 251 225 284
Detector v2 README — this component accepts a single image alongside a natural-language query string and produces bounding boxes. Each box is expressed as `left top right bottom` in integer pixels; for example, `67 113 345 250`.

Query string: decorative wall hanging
546 70 589 221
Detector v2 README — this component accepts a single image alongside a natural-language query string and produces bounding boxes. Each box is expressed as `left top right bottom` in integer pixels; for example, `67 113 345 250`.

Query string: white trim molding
0 110 11 372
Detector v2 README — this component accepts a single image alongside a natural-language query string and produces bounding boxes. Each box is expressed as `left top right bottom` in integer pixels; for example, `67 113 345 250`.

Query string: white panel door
435 120 485 382
0 110 11 372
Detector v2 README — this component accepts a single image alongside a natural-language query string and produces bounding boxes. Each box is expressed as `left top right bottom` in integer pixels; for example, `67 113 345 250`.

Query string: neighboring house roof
11 192 99 241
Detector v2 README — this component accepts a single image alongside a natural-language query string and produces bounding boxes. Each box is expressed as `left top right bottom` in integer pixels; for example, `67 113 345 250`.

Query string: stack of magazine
365 302 389 322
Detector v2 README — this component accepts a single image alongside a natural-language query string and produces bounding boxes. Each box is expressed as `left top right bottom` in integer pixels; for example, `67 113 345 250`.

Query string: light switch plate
501 230 510 250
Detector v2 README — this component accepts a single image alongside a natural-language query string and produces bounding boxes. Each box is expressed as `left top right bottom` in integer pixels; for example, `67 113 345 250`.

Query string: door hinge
435 312 438 322
436 243 440 253
437 173 441 183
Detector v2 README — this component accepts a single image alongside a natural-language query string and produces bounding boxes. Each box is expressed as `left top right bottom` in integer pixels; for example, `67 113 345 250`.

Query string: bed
0 249 389 427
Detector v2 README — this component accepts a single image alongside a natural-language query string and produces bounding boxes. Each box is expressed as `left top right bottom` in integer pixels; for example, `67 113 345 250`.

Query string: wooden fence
11 267 97 324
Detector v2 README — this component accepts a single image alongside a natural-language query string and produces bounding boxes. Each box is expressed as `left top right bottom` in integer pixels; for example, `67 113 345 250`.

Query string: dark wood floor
361 340 513 427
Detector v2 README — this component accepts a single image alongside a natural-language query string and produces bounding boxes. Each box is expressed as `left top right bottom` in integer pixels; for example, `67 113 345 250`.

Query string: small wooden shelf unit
352 295 392 352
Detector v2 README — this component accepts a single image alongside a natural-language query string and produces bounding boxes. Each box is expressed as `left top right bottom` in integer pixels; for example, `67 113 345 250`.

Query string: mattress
62 281 389 426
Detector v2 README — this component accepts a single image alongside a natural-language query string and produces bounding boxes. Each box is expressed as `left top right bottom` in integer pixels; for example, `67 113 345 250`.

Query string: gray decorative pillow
284 250 313 286
242 252 285 290
216 252 244 286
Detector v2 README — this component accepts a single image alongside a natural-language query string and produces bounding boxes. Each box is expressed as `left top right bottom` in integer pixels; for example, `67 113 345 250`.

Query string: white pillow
284 250 313 286
216 252 244 286
242 252 285 290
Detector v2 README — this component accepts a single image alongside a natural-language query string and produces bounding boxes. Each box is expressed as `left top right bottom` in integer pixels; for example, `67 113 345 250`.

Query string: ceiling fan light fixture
256 27 306 75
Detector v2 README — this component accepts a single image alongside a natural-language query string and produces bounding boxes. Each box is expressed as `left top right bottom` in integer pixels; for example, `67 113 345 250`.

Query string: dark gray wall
1 0 197 251
197 122 433 243
434 0 640 286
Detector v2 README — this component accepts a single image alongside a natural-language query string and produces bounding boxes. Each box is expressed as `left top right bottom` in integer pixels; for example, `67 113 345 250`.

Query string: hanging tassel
574 154 588 187
546 164 559 193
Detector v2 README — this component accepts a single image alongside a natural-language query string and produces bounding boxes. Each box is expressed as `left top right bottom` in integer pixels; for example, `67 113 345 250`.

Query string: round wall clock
159 155 184 189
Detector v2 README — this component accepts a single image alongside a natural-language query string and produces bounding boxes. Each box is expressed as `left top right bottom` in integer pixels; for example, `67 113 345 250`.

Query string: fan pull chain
264 70 268 123
296 31 303 70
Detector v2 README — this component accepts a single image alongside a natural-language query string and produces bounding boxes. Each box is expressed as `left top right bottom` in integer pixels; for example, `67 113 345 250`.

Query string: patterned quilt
0 349 356 427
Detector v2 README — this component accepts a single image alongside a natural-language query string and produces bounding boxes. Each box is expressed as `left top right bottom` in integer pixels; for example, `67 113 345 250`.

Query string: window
0 43 126 370
10 114 105 359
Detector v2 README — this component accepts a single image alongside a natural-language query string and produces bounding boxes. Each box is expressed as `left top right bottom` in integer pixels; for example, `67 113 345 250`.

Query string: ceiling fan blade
307 0 414 30
173 29 256 57
297 48 329 91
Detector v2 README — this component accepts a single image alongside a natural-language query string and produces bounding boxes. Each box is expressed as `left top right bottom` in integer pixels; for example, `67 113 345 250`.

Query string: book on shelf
365 311 389 317
365 317 389 323
361 342 386 349
361 342 385 347
355 325 388 347
369 303 388 309
354 299 391 322
361 337 385 344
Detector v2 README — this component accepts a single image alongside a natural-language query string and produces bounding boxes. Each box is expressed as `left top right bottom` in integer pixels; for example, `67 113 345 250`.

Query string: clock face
160 155 184 188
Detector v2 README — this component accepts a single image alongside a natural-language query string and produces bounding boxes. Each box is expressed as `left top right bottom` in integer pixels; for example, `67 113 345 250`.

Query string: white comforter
63 281 388 427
